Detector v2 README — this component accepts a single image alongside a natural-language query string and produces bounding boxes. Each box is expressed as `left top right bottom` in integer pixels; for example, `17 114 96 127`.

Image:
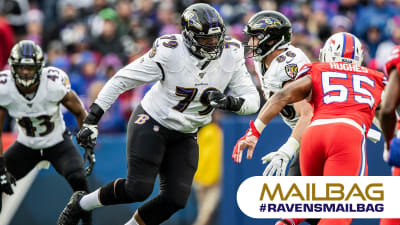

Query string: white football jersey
254 45 310 128
0 67 71 149
95 34 260 133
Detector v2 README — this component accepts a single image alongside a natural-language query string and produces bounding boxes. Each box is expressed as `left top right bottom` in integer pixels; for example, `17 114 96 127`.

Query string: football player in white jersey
0 41 91 224
232 11 313 174
232 11 317 225
233 11 313 176
57 3 260 225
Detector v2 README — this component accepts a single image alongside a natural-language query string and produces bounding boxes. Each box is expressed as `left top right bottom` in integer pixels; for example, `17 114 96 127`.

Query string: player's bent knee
99 178 154 205
154 194 187 214
165 195 187 211
124 179 154 202
168 192 189 210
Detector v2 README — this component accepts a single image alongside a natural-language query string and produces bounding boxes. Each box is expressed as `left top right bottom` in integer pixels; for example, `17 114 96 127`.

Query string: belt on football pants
309 118 381 143
309 118 364 134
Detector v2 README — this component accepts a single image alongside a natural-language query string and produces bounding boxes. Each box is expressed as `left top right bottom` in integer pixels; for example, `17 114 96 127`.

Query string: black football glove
0 157 16 195
207 90 244 112
76 124 98 149
83 147 96 176
76 103 104 149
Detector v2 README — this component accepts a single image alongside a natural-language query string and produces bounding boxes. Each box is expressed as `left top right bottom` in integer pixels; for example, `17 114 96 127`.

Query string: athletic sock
79 189 103 211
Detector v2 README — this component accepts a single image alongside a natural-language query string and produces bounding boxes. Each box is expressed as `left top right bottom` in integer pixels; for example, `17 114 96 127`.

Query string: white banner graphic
237 176 400 218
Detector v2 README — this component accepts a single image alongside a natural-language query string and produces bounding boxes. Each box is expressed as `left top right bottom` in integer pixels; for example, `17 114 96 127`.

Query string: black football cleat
57 191 90 225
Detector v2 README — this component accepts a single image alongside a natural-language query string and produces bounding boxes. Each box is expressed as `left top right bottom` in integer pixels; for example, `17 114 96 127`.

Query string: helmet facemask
243 11 292 62
13 64 40 88
181 3 226 61
185 28 225 60
8 40 45 89
244 27 288 62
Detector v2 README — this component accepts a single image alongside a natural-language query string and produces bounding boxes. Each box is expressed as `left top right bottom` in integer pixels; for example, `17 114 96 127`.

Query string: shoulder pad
219 37 244 72
0 70 12 107
273 48 310 80
369 69 386 88
43 67 70 101
146 34 185 72
295 63 313 80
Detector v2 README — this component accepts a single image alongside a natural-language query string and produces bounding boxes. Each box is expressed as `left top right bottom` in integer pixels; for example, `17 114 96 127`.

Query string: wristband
280 137 300 158
84 103 104 125
254 118 266 134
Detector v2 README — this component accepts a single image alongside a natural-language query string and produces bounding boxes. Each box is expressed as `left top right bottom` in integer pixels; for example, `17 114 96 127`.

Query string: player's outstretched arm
380 69 400 147
258 76 312 126
223 63 260 115
61 90 87 129
291 99 313 143
233 76 312 164
380 67 400 167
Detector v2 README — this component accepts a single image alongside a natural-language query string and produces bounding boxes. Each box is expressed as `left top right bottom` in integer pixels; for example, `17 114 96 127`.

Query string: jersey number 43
18 115 54 137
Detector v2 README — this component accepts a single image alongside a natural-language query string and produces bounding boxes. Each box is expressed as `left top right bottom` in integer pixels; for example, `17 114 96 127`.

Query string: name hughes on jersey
329 62 368 73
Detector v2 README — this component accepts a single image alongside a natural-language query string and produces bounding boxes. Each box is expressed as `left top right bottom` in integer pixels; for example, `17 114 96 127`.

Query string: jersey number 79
173 87 219 115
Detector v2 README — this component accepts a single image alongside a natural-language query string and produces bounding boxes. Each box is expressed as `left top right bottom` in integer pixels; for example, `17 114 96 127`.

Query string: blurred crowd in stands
1 0 400 134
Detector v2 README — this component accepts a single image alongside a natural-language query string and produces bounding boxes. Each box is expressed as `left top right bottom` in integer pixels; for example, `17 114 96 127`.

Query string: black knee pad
138 193 188 225
66 170 88 192
99 178 154 205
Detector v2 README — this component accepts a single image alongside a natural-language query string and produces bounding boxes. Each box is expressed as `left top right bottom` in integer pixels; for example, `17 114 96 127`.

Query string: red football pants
299 122 368 225
300 122 368 176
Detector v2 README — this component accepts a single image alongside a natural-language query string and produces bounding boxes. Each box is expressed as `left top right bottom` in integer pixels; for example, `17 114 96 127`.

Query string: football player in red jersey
234 32 386 225
379 45 400 225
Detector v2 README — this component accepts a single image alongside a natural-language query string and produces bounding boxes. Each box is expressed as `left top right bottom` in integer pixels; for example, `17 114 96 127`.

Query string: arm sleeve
228 62 260 115
94 54 163 112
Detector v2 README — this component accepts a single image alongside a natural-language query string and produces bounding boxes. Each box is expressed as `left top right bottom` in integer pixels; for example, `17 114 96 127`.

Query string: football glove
83 147 96 176
76 124 98 149
262 137 299 176
0 157 16 195
388 137 400 167
232 120 260 163
208 90 244 112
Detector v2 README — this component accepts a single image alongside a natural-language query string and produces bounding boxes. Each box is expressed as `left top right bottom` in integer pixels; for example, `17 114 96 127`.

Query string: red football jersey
384 46 400 130
385 45 400 76
297 62 386 131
